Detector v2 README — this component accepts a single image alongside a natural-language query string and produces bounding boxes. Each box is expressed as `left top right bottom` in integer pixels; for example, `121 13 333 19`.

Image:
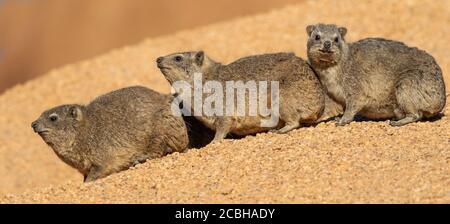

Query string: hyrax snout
157 51 336 142
306 23 446 126
32 86 189 182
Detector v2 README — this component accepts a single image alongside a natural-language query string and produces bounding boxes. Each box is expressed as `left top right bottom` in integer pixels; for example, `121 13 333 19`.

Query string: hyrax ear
195 51 204 66
338 27 347 38
69 105 83 121
306 25 316 37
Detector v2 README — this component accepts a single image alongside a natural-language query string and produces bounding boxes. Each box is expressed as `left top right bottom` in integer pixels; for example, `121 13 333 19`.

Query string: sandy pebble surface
0 0 449 203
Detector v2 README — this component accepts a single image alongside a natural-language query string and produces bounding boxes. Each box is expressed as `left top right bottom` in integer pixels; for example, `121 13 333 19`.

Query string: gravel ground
0 0 449 203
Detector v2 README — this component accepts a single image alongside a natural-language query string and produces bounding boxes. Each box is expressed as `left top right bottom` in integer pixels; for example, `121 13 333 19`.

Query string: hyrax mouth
34 127 50 134
157 65 170 70
318 49 335 54
37 130 50 136
157 62 172 70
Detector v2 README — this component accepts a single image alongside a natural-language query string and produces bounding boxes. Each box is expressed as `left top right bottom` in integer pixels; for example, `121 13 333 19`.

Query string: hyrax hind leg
390 71 445 126
269 99 301 134
271 120 300 134
271 102 317 134
271 79 324 133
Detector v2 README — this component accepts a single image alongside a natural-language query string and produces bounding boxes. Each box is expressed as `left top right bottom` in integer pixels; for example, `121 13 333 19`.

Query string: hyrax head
156 51 205 85
306 24 348 67
31 104 84 150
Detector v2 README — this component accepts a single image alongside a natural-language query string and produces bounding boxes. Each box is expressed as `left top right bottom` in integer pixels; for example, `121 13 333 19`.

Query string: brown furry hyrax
306 24 446 126
157 51 329 142
31 86 189 182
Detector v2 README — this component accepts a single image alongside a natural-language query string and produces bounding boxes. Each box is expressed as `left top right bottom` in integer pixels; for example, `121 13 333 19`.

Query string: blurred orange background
0 0 299 93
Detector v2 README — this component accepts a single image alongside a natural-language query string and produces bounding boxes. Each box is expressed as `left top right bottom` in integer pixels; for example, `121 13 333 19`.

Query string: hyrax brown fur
157 51 331 141
306 24 446 126
31 86 189 182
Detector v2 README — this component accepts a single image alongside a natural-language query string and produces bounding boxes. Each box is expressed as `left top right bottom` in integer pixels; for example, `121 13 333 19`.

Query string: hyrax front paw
336 117 352 126
389 120 402 127
269 129 286 134
269 129 279 134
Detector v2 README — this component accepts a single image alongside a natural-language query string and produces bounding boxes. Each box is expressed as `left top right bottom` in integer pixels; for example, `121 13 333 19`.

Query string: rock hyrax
157 51 328 141
306 24 446 126
31 86 189 182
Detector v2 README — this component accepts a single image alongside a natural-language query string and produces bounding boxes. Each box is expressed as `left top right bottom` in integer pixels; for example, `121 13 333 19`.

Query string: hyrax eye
315 35 321 41
334 37 339 43
49 115 58 122
174 56 183 62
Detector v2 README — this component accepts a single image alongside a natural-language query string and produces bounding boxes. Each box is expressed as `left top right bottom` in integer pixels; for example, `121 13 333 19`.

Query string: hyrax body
157 51 328 141
31 86 189 182
306 24 446 126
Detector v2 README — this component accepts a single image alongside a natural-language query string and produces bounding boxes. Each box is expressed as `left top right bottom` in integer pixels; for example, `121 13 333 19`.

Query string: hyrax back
306 24 446 126
157 51 326 141
31 86 189 182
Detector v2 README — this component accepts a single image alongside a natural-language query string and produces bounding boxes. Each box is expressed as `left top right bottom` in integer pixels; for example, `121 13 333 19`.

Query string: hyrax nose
31 121 38 131
324 41 332 49
156 57 164 64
